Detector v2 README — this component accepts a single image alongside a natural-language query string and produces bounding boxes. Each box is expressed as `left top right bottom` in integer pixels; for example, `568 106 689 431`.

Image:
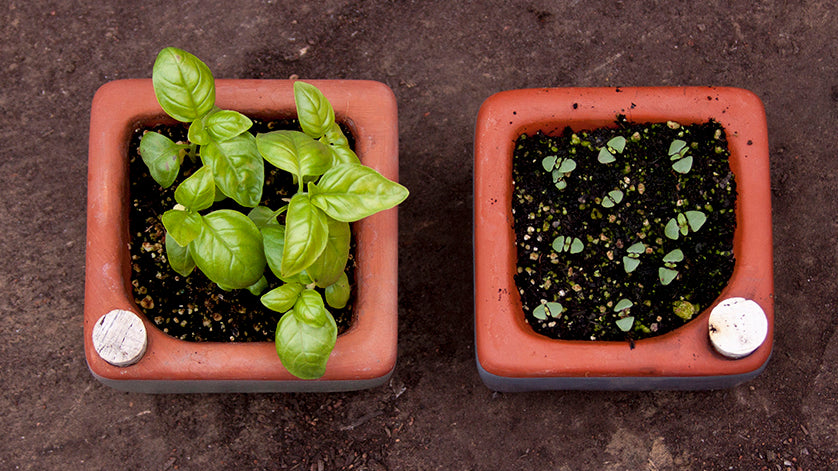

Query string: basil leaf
165 232 195 277
309 163 409 222
329 145 361 165
174 166 215 211
322 123 349 147
294 289 329 326
206 109 253 142
161 209 203 246
307 216 350 288
261 225 314 285
139 131 183 188
325 272 351 309
187 117 210 145
248 206 281 229
281 193 329 278
247 276 268 296
319 123 361 165
294 81 335 138
256 130 331 182
189 209 266 289
152 47 215 123
261 282 303 313
275 308 337 379
202 132 264 207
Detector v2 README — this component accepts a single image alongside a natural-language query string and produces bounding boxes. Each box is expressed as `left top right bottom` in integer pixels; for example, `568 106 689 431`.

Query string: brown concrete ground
2 1 837 469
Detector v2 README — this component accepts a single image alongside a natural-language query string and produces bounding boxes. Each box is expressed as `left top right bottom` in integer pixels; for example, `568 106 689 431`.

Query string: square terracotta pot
474 87 773 391
85 79 400 393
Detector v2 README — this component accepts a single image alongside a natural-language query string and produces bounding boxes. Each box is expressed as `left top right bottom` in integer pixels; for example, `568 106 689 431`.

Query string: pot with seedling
474 87 773 391
85 48 407 393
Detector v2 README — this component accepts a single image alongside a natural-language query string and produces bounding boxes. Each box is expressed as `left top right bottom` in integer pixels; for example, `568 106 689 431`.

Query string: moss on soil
512 117 736 341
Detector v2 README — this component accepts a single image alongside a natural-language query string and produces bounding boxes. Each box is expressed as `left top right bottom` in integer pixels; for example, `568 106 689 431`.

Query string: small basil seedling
598 136 626 164
140 48 409 380
668 139 693 174
664 210 707 240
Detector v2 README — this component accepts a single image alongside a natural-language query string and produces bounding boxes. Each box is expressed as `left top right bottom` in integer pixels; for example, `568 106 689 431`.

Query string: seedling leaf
672 156 693 174
662 249 684 263
614 298 633 312
668 139 688 158
607 136 627 153
623 256 641 273
598 147 616 164
615 316 635 332
659 267 679 285
556 158 577 173
665 218 680 240
533 302 564 320
685 210 707 232
627 242 646 254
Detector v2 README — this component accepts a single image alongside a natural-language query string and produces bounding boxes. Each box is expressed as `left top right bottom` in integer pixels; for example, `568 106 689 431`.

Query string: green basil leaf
165 232 195 277
671 156 693 174
662 249 685 263
322 123 350 147
281 193 329 278
329 145 361 165
623 256 640 273
161 209 203 246
189 209 266 289
307 217 350 288
152 47 215 123
139 131 183 188
275 308 337 379
256 130 331 182
309 163 409 222
294 81 335 138
613 299 634 312
320 124 361 165
261 282 303 313
187 117 210 145
206 109 253 141
261 225 314 285
202 132 264 207
615 316 635 332
294 289 330 326
174 166 215 211
685 210 707 232
247 276 268 295
668 139 688 158
248 206 281 229
659 267 679 285
664 218 680 240
325 272 351 309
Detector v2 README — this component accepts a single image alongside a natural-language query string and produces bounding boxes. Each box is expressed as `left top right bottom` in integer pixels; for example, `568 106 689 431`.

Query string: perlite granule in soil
512 118 736 342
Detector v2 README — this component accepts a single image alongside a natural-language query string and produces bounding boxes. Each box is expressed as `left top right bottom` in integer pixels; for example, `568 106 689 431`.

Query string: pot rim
474 86 773 379
85 79 399 386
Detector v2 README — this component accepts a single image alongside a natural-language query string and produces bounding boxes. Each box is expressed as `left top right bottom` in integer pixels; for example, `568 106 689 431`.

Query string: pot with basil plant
474 87 773 391
85 48 406 392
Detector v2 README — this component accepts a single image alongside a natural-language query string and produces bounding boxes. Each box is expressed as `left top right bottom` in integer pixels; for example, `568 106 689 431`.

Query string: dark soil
513 119 736 341
127 119 355 342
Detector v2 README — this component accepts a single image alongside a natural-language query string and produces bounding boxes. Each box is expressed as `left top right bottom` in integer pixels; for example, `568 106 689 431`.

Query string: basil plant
138 47 408 379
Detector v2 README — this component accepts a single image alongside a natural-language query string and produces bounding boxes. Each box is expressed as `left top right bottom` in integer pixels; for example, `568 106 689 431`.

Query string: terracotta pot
474 87 773 391
85 79 400 393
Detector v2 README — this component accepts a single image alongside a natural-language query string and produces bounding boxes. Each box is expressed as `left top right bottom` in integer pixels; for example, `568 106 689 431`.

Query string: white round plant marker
92 309 148 367
708 297 768 359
